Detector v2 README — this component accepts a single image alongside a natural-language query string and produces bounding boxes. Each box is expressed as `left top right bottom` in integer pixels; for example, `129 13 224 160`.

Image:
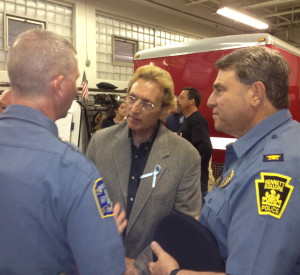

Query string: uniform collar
227 109 292 160
2 104 58 137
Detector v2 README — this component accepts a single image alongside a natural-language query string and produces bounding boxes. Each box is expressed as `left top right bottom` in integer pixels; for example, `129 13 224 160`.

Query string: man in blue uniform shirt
148 46 300 275
0 29 125 275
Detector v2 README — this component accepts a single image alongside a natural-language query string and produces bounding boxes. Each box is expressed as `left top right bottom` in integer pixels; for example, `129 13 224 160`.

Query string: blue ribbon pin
140 165 161 188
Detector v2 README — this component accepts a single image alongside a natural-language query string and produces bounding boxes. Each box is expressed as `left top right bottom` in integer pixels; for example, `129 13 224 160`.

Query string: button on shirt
126 125 160 221
0 105 125 275
200 109 300 275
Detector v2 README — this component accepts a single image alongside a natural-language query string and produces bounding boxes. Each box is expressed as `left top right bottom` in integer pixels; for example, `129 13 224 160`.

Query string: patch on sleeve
92 178 114 218
255 172 294 219
263 154 284 162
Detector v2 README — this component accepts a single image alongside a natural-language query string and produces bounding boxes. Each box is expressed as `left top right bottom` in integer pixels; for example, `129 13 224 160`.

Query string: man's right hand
113 202 128 233
148 241 179 275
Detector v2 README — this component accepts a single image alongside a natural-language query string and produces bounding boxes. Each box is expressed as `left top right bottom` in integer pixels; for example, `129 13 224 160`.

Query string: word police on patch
92 178 114 218
255 172 294 219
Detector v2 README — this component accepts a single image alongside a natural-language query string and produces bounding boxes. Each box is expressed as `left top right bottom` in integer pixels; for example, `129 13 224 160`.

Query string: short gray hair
8 29 77 97
216 46 290 109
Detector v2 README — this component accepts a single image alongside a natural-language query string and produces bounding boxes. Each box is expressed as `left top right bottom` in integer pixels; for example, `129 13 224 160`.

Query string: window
112 36 138 66
5 14 46 51
96 13 196 81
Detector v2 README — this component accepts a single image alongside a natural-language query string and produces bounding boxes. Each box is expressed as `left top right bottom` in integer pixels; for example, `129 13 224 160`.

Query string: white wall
64 0 240 90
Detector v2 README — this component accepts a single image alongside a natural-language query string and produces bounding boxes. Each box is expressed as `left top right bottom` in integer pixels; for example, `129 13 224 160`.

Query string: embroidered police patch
255 172 293 219
263 154 284 162
93 178 114 218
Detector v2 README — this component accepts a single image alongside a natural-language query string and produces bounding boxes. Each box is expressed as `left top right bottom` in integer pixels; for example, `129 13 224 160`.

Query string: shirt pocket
204 188 227 216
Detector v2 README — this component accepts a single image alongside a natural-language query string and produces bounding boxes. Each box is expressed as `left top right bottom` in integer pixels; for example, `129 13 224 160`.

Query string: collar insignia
263 154 284 162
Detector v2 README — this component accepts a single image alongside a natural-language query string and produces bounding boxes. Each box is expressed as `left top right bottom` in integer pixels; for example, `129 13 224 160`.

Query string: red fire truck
134 33 300 173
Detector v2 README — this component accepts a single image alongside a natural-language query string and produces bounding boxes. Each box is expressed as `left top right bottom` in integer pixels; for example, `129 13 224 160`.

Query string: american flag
81 70 89 99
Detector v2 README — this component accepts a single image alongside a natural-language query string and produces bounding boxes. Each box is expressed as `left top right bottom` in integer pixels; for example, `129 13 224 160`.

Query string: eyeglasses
126 94 157 111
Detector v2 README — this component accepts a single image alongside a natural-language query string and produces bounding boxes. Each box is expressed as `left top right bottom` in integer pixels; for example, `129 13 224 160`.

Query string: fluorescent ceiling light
217 7 269 30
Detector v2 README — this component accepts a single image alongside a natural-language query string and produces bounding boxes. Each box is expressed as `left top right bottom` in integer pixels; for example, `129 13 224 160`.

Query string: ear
189 98 195 107
52 75 65 98
160 105 169 121
250 81 266 107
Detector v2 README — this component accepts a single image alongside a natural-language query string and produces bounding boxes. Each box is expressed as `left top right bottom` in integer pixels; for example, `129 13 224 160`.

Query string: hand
148 241 179 275
113 202 128 233
124 257 139 275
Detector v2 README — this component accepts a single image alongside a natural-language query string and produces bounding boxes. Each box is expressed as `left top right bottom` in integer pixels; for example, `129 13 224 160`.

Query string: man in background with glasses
87 65 201 275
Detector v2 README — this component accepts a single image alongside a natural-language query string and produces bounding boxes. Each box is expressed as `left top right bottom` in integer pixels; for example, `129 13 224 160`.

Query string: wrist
169 268 180 275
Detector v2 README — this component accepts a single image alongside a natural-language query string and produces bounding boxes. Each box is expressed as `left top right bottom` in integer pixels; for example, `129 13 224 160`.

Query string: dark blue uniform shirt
201 109 300 275
0 105 125 275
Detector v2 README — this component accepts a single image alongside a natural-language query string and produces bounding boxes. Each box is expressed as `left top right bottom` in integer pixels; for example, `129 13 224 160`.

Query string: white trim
210 137 237 150
134 33 300 60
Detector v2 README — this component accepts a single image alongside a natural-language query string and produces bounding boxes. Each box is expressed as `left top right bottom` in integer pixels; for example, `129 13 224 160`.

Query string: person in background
0 89 12 114
86 64 201 275
102 100 127 128
0 29 125 275
178 87 212 197
148 46 300 275
92 101 126 133
165 94 184 134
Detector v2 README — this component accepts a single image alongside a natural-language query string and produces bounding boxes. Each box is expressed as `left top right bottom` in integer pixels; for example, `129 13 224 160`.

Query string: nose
130 99 142 112
207 91 215 109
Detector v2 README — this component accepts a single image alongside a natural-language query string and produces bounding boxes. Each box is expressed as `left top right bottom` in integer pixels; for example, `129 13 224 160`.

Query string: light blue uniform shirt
0 105 125 275
201 109 300 275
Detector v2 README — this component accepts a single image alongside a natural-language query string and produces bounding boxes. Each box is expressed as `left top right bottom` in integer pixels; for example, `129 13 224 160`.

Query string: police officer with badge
0 29 125 275
148 46 300 275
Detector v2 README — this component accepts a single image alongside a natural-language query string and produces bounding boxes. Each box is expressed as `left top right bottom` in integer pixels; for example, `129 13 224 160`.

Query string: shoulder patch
92 178 114 218
255 172 294 219
263 154 284 162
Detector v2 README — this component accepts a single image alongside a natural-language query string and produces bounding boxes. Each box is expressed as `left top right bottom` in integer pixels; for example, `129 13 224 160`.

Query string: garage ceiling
185 0 300 31
140 0 300 46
